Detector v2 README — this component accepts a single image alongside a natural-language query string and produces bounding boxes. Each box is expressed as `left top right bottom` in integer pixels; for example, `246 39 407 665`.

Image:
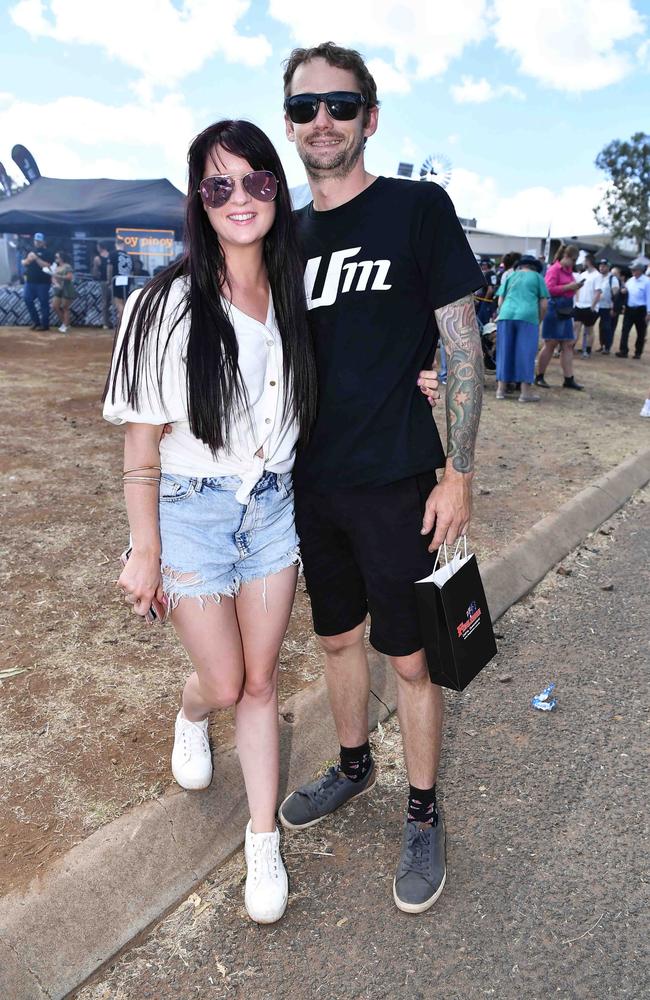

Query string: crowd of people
470 246 650 414
16 232 155 331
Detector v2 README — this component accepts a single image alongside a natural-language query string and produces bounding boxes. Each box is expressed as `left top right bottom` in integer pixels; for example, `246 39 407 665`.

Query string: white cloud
447 166 607 236
0 92 198 190
450 75 525 103
367 58 411 95
400 136 417 159
269 0 488 89
9 0 272 92
491 0 646 92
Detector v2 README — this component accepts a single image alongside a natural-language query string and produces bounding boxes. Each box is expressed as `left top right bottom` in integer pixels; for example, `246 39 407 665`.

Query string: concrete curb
2 446 649 1000
481 445 650 621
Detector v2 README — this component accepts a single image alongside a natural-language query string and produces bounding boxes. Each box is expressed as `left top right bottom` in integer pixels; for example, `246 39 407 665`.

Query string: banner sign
71 232 90 274
116 228 175 257
11 144 41 183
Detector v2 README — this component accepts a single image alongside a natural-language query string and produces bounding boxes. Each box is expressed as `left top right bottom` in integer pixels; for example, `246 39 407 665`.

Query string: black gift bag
415 538 497 691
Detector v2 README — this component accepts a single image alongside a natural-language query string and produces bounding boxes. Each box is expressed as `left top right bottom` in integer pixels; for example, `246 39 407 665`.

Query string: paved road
79 491 649 1000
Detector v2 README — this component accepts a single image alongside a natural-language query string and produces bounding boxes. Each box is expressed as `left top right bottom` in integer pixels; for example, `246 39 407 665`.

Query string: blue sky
1 0 648 237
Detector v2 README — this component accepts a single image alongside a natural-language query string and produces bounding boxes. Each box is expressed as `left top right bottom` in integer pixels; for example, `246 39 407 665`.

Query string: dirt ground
1 323 648 897
76 492 649 1000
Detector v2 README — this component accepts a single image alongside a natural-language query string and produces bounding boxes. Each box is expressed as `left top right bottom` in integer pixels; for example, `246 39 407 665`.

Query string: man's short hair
283 41 379 124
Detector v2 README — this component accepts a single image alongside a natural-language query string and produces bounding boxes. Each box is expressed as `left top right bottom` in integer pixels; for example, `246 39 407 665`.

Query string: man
91 241 112 328
573 253 601 356
278 42 484 913
616 261 650 359
21 232 53 331
107 234 133 325
594 259 619 354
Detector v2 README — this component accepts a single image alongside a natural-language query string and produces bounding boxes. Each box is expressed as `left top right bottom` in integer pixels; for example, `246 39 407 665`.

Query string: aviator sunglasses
198 170 278 208
284 91 367 125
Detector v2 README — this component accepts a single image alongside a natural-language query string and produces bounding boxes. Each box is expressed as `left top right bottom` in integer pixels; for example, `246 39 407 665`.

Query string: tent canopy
0 176 186 236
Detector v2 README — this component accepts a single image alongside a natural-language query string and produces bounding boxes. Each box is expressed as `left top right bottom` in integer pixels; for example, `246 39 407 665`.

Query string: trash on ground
556 566 572 577
601 583 614 591
531 683 557 712
498 674 513 683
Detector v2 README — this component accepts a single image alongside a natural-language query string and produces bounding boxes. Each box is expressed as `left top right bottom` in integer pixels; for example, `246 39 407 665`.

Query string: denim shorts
158 471 300 608
542 298 575 341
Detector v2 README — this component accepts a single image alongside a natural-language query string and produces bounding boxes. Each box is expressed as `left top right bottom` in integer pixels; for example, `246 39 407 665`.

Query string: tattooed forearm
434 294 483 473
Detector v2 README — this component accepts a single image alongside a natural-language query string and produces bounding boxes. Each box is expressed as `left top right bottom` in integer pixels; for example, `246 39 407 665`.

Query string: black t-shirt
95 253 110 281
109 248 133 285
293 176 483 491
25 246 53 284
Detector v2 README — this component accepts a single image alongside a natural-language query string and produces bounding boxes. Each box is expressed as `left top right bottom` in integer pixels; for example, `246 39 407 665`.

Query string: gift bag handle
432 534 468 575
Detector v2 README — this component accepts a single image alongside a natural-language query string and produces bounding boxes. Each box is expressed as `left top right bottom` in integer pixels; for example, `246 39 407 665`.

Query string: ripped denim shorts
158 471 300 609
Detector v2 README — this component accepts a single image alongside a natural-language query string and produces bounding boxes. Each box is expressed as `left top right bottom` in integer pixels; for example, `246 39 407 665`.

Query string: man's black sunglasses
284 91 367 124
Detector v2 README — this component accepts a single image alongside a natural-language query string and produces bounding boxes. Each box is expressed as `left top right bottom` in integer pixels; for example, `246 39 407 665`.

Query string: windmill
419 153 452 189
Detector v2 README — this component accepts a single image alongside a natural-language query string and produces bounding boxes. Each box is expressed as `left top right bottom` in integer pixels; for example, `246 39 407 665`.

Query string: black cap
597 258 609 265
516 254 542 271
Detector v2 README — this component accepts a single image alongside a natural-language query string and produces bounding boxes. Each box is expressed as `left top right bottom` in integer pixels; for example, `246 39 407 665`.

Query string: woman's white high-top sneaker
171 709 212 790
244 821 288 924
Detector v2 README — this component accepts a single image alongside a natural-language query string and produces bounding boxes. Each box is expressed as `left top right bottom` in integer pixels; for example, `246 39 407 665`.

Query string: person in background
499 251 522 283
108 235 133 326
51 250 76 333
475 257 498 325
573 253 601 357
92 241 112 328
21 232 53 331
616 261 650 359
131 257 151 277
610 265 627 344
535 243 584 390
594 259 619 354
495 254 548 402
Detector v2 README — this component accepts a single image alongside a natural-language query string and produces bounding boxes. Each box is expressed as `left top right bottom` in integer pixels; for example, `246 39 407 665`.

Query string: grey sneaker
393 817 446 913
278 763 376 830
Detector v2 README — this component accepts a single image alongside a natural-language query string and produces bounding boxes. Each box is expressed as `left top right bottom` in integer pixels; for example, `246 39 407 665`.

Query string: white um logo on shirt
304 247 392 310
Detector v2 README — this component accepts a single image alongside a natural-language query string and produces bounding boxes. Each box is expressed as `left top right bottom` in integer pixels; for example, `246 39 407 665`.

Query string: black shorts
294 472 437 658
573 307 598 327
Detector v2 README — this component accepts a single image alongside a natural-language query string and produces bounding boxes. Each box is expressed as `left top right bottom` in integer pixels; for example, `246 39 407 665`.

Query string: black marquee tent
0 176 186 235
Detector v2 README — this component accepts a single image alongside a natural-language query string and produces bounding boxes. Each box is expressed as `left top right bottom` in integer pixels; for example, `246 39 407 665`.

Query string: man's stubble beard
298 131 365 182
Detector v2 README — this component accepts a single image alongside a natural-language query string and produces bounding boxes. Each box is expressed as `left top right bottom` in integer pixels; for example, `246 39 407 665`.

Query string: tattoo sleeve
434 294 483 473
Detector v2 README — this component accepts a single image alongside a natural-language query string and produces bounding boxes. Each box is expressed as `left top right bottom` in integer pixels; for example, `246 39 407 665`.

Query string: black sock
407 784 438 826
339 741 372 782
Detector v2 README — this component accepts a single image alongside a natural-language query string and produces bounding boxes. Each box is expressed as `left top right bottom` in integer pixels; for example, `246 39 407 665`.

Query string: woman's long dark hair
104 120 316 449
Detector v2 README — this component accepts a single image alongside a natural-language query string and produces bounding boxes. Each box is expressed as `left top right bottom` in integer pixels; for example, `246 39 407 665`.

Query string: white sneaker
244 821 288 924
171 710 212 789
640 399 650 418
58 323 68 333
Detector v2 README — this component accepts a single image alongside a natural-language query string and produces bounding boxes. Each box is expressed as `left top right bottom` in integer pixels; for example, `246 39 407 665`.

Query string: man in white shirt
595 258 620 354
573 254 602 357
616 261 650 359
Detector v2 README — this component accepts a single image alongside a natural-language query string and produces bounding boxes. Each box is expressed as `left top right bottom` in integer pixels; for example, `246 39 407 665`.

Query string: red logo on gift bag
457 601 482 640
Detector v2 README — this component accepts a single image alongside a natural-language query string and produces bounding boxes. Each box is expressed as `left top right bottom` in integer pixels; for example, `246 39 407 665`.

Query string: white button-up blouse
103 277 298 504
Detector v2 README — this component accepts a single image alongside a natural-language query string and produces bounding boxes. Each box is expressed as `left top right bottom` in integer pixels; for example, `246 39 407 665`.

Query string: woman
103 120 317 925
51 251 76 333
535 243 585 390
494 254 548 401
